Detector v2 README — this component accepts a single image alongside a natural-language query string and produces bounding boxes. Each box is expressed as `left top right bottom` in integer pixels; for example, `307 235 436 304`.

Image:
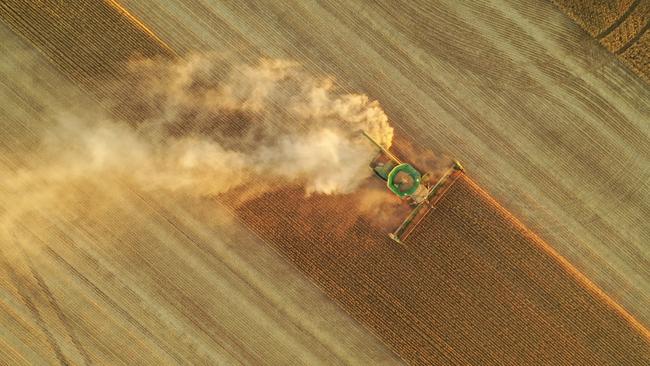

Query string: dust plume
4 55 394 202
0 54 414 241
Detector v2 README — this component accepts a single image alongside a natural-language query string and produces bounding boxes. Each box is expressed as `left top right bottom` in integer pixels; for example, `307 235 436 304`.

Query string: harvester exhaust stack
361 131 401 164
362 131 465 244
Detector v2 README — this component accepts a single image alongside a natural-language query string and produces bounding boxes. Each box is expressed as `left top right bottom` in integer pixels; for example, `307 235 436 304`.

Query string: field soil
86 0 650 326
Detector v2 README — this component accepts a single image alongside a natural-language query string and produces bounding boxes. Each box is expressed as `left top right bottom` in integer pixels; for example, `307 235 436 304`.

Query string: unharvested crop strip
233 176 650 365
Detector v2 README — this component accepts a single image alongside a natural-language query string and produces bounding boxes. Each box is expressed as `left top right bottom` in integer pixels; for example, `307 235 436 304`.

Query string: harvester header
362 131 464 244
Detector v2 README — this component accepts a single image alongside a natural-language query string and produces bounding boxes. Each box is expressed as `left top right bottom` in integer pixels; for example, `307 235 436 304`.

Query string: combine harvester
362 131 464 244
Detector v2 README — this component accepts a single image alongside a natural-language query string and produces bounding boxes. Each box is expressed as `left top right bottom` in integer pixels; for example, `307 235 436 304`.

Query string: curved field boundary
235 175 650 365
552 0 650 81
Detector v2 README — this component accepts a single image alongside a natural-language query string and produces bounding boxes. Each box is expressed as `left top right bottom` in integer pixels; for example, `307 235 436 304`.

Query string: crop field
69 0 650 327
0 0 649 365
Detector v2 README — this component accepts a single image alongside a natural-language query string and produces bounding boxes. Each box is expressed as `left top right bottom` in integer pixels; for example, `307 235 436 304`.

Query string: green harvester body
362 131 464 244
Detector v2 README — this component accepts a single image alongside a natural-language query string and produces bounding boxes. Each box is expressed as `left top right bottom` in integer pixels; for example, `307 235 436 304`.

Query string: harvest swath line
595 0 640 39
463 176 650 340
552 0 650 81
105 0 177 57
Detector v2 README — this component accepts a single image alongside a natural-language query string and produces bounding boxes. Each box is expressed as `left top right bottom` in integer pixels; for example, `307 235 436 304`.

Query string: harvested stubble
235 175 650 366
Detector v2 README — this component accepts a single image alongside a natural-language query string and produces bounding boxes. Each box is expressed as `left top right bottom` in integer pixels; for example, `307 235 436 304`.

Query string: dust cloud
1 54 415 236
4 55 395 201
1 53 456 242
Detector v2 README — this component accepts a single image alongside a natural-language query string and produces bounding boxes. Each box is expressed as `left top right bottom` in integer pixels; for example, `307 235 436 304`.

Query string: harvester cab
362 131 464 244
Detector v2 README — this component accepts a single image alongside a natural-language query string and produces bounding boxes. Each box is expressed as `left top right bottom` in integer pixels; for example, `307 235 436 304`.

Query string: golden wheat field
0 0 649 365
